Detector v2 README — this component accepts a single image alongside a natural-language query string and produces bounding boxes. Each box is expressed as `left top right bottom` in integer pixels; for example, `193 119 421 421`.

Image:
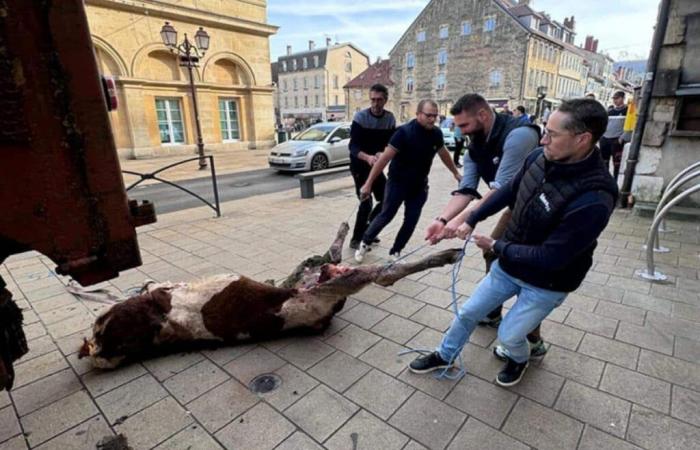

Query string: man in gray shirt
600 91 628 179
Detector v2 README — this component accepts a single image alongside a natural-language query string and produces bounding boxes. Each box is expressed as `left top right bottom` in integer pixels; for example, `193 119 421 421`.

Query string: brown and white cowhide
79 223 460 368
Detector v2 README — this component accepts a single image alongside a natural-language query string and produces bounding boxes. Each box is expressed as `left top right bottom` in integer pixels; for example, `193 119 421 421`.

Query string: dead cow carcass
79 223 460 368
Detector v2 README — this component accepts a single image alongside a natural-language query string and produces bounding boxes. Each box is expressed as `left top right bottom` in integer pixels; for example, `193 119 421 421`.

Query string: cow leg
373 248 462 286
0 286 28 391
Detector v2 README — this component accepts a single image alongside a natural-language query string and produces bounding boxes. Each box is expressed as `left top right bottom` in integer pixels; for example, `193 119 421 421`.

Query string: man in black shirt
348 84 396 249
355 99 461 262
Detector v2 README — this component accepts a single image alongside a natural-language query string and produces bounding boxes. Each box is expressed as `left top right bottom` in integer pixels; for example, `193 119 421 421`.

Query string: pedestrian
424 93 544 355
542 106 551 126
502 104 513 116
410 98 618 386
354 99 461 263
452 122 464 168
599 90 628 179
513 105 530 126
348 84 396 250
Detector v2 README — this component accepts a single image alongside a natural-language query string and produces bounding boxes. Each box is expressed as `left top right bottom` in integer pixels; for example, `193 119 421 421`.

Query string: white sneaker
354 242 369 263
389 251 402 263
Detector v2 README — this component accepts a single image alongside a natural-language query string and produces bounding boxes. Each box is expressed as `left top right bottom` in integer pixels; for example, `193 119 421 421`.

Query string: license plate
270 157 285 164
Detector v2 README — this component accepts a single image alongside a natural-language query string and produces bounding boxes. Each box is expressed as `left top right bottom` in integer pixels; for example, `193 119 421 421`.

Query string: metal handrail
647 169 700 252
653 160 700 234
638 183 700 282
122 155 221 217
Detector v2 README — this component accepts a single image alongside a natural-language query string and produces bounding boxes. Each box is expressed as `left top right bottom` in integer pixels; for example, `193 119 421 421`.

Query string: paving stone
163 359 230 403
21 322 47 341
628 405 700 450
458 343 503 381
65 352 93 377
12 351 69 389
578 425 642 450
539 320 584 350
224 347 286 385
154 423 223 449
324 324 380 357
445 374 518 428
379 294 425 318
284 385 358 442
21 335 57 362
385 278 429 298
357 339 413 377
349 284 394 306
96 374 169 425
418 271 453 290
554 381 631 438
578 334 639 369
370 314 423 344
503 398 583 450
638 349 700 391
33 416 112 450
0 435 27 450
81 363 147 397
252 363 317 412
215 402 294 450
114 397 193 450
594 300 646 325
0 392 8 410
339 303 389 329
0 407 21 445
501 365 565 407
674 336 700 364
345 369 414 420
275 431 323 450
203 343 256 366
389 391 466 450
622 291 673 314
53 328 91 356
671 385 700 427
11 368 82 417
615 321 674 355
564 310 618 338
446 417 528 450
539 346 605 387
410 305 454 332
187 378 259 432
599 364 671 413
646 310 700 341
20 391 98 447
276 337 336 370
308 351 370 392
44 312 96 339
143 352 205 381
673 301 700 323
325 409 409 450
403 440 428 450
414 286 458 309
35 303 90 326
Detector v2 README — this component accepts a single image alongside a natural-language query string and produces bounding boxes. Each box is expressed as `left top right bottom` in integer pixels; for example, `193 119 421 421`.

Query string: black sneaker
409 351 452 374
478 315 502 328
372 238 381 244
496 357 529 387
349 240 360 250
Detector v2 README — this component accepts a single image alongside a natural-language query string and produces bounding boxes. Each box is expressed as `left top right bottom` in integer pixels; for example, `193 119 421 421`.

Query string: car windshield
293 125 335 141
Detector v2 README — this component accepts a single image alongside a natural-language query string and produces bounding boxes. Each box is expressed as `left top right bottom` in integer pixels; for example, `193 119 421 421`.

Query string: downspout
519 34 531 105
619 0 672 207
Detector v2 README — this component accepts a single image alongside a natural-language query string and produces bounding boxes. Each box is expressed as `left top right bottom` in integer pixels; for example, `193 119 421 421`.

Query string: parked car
268 122 351 172
441 127 456 150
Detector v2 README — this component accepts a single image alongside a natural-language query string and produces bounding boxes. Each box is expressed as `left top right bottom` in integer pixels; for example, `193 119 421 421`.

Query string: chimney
308 40 315 51
593 39 599 53
584 35 593 51
326 37 332 47
517 0 530 5
286 45 292 56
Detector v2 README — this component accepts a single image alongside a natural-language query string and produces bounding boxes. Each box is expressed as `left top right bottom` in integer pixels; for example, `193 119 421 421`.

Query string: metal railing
637 161 700 282
122 155 221 217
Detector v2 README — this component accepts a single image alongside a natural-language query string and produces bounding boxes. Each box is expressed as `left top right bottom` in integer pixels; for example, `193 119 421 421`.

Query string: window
461 21 472 35
334 95 339 105
303 77 308 89
405 76 414 92
436 72 446 90
528 69 534 89
417 30 426 42
155 98 184 144
303 57 308 69
314 75 320 88
333 75 339 89
304 96 308 107
484 17 496 32
354 90 362 99
292 59 297 70
313 55 319 67
284 97 288 108
331 127 350 141
406 52 415 69
282 80 287 91
294 96 298 108
489 70 502 87
345 62 352 72
281 61 287 71
345 51 352 58
315 94 320 107
219 99 240 141
439 25 449 39
438 49 448 65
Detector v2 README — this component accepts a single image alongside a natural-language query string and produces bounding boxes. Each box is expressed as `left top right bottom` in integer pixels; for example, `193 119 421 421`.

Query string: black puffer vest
500 149 618 292
467 113 541 184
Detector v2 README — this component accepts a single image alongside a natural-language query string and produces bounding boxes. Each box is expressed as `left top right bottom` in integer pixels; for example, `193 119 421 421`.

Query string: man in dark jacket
347 84 396 249
410 98 617 386
600 90 628 179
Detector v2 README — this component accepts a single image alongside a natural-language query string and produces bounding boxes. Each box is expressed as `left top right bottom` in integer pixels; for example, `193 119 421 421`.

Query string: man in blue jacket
410 98 618 386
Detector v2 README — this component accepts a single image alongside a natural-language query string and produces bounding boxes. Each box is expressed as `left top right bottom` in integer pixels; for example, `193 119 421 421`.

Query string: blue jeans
437 261 567 364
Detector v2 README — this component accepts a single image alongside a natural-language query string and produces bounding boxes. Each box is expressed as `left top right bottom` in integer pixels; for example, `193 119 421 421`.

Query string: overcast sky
268 0 659 62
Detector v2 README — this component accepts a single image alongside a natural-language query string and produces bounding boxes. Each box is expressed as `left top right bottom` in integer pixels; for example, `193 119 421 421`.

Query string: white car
441 127 456 150
268 122 351 172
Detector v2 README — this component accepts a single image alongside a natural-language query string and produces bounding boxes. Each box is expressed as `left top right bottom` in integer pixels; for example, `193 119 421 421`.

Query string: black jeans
362 181 428 254
453 138 465 165
350 159 386 243
599 137 624 179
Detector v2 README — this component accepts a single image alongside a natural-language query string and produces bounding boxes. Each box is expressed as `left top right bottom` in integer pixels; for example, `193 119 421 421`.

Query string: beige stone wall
86 0 277 159
345 87 396 120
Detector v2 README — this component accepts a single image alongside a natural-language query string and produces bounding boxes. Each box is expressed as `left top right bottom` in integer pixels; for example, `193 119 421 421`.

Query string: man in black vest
424 94 545 355
410 98 617 386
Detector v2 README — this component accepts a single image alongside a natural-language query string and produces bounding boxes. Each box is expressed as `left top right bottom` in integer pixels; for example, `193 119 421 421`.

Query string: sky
268 0 659 62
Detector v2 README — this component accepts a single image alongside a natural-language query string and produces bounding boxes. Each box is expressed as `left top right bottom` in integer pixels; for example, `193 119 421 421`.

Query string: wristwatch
435 217 448 225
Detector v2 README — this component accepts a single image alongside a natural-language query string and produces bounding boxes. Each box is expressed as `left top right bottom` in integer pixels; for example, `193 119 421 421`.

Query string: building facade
344 59 395 117
275 40 369 125
86 0 278 159
579 37 616 105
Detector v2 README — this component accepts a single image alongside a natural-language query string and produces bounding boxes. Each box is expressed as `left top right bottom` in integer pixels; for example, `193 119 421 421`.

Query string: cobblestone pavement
1 166 699 449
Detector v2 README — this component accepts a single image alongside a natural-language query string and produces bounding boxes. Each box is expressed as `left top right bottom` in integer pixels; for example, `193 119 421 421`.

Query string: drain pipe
619 0 672 207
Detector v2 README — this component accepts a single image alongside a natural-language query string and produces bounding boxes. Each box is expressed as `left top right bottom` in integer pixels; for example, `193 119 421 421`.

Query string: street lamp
535 85 548 122
160 22 210 170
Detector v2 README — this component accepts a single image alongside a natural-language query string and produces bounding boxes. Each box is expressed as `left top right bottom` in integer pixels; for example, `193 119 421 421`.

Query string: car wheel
310 153 329 171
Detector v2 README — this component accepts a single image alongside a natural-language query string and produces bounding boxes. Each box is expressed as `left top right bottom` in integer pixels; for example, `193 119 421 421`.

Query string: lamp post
535 85 548 122
160 22 210 170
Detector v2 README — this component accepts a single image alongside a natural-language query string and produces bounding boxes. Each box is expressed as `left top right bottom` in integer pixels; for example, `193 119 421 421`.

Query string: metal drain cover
249 373 282 394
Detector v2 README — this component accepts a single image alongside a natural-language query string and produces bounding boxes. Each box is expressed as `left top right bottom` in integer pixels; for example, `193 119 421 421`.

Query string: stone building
275 40 369 125
86 0 278 159
344 59 395 118
625 0 700 209
579 36 616 105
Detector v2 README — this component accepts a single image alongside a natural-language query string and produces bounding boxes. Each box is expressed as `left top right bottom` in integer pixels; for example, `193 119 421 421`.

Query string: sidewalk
1 165 699 449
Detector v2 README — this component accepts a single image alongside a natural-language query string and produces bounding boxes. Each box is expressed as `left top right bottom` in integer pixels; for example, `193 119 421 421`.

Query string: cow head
79 287 173 369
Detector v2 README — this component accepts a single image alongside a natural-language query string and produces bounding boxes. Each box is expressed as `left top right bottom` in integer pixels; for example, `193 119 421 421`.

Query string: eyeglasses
421 112 439 119
543 128 587 139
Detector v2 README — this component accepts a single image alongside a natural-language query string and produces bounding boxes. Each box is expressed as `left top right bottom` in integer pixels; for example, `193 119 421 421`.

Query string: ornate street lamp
535 85 548 122
160 22 209 170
